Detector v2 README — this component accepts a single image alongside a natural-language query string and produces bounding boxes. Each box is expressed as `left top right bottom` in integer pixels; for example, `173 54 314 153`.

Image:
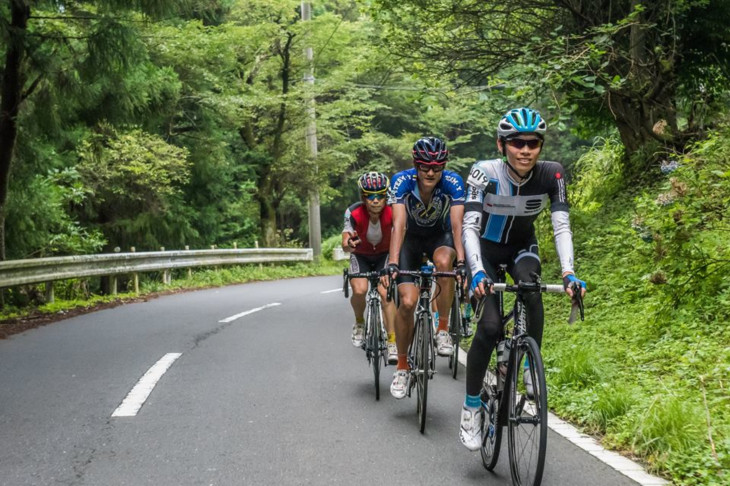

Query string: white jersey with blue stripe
463 159 575 274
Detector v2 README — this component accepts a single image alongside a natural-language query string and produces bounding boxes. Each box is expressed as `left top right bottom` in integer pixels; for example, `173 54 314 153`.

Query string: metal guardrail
0 248 313 300
332 247 348 261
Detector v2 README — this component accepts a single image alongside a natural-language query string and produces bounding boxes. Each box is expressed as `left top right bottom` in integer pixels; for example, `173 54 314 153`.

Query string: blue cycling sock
464 394 480 409
524 356 530 370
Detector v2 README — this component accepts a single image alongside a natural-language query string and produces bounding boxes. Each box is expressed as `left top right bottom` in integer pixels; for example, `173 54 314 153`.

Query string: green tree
74 125 194 249
371 0 730 161
0 0 189 262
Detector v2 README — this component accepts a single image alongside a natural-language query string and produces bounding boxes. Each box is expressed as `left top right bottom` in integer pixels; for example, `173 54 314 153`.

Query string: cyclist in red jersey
342 172 398 364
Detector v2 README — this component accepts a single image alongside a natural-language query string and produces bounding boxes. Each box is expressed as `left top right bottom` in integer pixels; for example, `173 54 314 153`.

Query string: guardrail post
160 247 171 285
45 281 54 303
131 247 139 293
255 240 263 270
185 245 192 279
110 247 120 295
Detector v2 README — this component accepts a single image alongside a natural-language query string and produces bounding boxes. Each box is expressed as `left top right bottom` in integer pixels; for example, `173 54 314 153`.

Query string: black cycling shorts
349 252 389 274
397 231 454 284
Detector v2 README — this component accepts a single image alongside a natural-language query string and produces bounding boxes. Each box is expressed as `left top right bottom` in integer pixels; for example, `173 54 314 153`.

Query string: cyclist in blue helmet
458 108 587 450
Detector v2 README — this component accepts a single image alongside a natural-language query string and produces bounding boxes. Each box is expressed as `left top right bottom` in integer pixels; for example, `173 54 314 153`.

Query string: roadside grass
536 133 730 485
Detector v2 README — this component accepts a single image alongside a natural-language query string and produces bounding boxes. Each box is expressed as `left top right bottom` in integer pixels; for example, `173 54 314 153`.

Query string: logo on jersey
444 173 464 193
525 198 543 213
406 193 447 227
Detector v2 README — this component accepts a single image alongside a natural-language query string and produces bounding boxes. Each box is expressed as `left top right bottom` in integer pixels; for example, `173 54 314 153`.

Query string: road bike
388 264 460 433
479 266 584 486
448 287 472 379
343 269 389 400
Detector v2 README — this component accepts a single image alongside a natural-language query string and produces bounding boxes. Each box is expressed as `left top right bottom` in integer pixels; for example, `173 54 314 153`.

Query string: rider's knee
398 294 417 312
476 318 502 342
350 282 367 296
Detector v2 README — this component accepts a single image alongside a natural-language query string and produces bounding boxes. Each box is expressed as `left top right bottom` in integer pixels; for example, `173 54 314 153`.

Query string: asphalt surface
0 276 641 485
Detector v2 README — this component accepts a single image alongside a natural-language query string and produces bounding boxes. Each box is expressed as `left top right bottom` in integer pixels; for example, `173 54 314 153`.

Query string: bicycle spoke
508 338 547 486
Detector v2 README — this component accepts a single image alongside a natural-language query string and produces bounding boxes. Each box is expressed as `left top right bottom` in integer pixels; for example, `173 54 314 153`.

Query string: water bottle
496 340 510 391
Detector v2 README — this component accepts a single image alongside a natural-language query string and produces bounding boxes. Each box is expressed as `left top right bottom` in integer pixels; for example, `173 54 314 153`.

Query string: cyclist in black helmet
383 137 466 399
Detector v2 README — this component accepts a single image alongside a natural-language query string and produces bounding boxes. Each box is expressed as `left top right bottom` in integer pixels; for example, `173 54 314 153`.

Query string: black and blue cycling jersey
389 168 465 236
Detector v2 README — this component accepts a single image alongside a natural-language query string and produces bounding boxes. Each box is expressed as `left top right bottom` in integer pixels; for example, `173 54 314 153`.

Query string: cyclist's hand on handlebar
380 262 399 289
387 262 399 279
455 259 468 296
563 273 587 299
455 259 467 281
470 270 494 299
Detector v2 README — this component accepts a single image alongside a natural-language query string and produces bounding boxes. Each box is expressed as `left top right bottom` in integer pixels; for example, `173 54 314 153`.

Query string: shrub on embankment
538 129 729 485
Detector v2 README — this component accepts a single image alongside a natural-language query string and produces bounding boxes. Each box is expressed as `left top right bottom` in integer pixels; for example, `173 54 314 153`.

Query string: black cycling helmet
358 171 389 194
412 137 448 164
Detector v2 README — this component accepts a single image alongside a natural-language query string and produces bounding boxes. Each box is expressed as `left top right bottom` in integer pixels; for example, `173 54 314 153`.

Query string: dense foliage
2 2 729 483
1 0 530 260
370 0 730 160
537 131 729 485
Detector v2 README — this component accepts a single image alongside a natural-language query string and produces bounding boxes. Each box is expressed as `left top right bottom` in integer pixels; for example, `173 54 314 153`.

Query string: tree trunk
0 1 30 263
258 178 277 247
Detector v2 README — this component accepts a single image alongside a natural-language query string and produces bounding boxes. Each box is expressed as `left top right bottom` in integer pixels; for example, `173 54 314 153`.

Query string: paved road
0 276 640 485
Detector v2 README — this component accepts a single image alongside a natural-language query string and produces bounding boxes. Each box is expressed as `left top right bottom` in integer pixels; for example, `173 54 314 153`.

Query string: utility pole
301 1 321 259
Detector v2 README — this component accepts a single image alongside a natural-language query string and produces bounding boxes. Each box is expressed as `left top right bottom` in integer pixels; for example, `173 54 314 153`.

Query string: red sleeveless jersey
346 202 392 255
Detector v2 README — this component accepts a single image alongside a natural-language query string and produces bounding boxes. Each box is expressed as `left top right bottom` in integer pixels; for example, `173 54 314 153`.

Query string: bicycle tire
480 352 503 470
507 336 547 486
449 295 461 379
370 300 381 401
416 313 429 434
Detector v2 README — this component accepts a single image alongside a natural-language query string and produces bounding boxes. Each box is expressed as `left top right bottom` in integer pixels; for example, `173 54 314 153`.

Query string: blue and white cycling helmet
497 108 547 139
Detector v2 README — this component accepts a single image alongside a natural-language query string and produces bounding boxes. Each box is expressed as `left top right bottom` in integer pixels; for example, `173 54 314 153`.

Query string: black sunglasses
506 138 543 150
415 163 445 173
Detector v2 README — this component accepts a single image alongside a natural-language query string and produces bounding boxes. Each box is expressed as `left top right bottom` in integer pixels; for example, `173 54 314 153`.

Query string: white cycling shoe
386 342 398 365
390 370 409 399
351 324 364 347
459 406 482 451
435 330 454 356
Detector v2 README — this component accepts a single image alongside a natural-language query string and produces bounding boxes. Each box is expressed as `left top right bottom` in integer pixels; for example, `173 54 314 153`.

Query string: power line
347 83 505 92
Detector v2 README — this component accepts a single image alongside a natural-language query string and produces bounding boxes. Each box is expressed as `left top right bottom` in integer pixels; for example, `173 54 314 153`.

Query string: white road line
218 302 281 323
455 350 669 485
320 288 341 294
112 353 182 418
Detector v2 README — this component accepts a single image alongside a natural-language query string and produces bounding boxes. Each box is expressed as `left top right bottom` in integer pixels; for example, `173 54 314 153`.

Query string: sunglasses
364 193 386 201
415 163 445 173
506 138 543 150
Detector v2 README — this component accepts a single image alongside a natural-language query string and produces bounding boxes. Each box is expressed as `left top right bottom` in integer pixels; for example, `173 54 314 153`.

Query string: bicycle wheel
507 337 547 486
480 352 503 470
415 314 429 434
368 300 381 400
449 295 461 379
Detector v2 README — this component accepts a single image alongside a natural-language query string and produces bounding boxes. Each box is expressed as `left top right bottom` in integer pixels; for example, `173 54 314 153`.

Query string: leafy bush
321 233 344 262
541 125 730 484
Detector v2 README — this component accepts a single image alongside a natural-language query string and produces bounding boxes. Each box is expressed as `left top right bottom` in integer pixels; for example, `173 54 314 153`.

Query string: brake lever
567 282 585 324
386 277 395 302
343 269 349 298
